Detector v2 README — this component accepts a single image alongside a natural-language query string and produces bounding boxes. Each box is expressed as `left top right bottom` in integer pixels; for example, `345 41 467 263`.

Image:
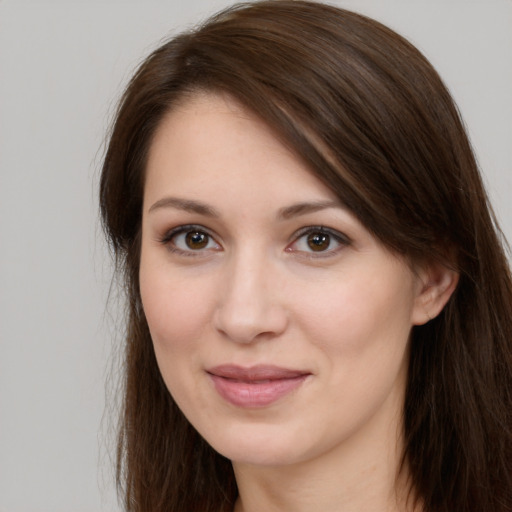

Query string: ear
411 260 459 326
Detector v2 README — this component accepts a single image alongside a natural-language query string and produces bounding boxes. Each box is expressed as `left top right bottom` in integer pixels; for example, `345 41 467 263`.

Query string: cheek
139 263 217 408
139 261 213 355
295 264 416 359
292 267 415 431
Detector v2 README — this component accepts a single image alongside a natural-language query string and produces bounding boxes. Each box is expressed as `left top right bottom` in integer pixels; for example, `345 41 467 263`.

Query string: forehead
143 92 339 210
147 91 289 170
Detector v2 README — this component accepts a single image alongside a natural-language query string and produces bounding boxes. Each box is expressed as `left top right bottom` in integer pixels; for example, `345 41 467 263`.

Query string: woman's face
140 92 428 467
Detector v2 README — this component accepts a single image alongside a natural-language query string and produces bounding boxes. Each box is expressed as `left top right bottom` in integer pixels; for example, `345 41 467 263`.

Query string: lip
206 364 310 408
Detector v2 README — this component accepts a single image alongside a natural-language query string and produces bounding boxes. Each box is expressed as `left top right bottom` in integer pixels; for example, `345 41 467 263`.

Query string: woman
99 1 512 511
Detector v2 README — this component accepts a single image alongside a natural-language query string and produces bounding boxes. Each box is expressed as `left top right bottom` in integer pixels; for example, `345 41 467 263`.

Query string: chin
198 421 318 467
217 442 301 467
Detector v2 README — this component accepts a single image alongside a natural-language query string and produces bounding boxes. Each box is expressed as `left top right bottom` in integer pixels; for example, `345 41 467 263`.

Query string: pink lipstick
206 364 310 408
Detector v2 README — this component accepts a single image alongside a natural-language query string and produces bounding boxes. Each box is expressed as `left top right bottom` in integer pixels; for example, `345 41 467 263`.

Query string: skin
139 92 458 512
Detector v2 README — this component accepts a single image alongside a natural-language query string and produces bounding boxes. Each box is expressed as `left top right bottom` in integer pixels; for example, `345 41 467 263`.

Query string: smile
206 365 311 408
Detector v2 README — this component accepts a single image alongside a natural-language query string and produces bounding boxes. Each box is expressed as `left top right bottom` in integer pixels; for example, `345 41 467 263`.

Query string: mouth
206 364 311 408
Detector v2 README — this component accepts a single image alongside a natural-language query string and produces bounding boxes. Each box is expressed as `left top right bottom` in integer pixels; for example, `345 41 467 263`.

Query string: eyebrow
148 196 343 219
148 197 220 217
277 200 343 220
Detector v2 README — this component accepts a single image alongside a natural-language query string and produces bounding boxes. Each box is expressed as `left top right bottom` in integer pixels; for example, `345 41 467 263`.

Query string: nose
213 250 288 344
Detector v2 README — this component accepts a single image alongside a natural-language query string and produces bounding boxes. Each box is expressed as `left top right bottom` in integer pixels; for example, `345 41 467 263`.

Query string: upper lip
206 364 310 381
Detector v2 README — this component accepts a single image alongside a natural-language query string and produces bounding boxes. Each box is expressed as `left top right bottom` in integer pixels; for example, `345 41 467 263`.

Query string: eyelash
159 224 221 257
287 226 351 259
159 224 351 258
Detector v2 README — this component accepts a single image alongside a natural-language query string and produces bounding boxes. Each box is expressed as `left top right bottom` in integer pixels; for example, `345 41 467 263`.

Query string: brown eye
307 232 331 251
287 226 349 257
163 226 221 254
185 231 209 250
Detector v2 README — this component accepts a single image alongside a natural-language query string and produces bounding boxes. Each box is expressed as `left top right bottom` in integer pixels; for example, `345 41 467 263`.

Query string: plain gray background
0 1 511 511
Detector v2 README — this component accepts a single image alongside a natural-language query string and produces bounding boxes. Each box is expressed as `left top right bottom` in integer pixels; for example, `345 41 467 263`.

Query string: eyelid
286 225 351 257
159 224 222 255
157 223 350 258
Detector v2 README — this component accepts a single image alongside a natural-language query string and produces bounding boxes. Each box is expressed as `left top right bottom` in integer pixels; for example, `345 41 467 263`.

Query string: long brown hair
100 2 512 511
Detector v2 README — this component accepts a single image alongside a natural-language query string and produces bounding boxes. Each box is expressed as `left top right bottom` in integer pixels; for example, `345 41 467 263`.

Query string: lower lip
208 374 308 408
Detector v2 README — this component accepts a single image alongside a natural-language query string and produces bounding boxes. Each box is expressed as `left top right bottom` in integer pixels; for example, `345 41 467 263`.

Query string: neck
232 404 417 512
